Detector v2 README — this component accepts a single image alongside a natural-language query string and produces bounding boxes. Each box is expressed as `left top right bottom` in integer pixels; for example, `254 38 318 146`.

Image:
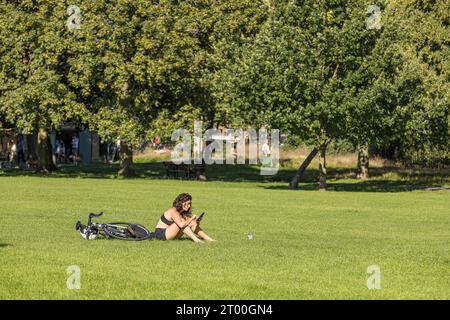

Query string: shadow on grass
207 165 449 192
92 235 192 242
261 180 445 192
0 243 12 248
0 162 164 180
0 161 448 193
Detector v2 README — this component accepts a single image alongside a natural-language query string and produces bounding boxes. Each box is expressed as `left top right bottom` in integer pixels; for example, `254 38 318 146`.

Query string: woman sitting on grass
153 193 215 243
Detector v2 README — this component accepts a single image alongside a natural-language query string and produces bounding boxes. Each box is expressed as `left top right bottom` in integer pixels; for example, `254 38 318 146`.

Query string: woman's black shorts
154 228 167 240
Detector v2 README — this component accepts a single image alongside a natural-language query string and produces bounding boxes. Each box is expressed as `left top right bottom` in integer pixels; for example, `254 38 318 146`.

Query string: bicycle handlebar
89 212 103 218
88 212 103 225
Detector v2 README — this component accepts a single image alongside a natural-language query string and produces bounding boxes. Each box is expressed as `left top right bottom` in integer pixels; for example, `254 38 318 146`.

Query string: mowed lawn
0 175 449 299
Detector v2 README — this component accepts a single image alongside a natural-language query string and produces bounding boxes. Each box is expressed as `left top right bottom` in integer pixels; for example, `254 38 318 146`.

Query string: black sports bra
160 214 174 226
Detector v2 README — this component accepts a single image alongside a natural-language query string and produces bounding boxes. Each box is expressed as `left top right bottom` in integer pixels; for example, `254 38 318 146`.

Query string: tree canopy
0 0 447 180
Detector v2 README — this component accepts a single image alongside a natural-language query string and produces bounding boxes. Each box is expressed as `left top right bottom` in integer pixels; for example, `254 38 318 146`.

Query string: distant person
227 132 238 158
261 139 270 156
100 141 108 163
17 135 25 165
64 137 71 163
26 154 37 169
260 139 272 166
71 135 79 162
7 139 17 164
55 139 61 162
153 136 161 150
0 142 4 168
140 141 147 153
107 141 117 164
56 138 65 163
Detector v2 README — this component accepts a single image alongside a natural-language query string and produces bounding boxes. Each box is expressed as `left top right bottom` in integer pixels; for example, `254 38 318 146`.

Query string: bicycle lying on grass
75 212 153 241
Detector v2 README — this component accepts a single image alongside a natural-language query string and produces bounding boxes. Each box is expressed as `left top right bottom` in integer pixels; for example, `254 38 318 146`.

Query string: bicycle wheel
103 222 153 241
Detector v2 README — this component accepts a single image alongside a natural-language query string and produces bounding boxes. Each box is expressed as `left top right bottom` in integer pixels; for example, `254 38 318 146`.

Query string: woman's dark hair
173 193 192 213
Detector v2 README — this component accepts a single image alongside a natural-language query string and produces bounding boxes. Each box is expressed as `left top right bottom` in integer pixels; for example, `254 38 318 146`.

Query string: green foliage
64 0 202 148
141 0 269 134
149 105 202 145
0 1 87 132
367 0 449 165
328 139 356 154
213 0 382 147
0 0 447 167
68 0 268 147
213 0 448 166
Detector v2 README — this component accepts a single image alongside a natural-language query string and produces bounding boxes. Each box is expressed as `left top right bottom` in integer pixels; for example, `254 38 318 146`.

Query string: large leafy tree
0 0 268 175
0 0 86 171
66 0 268 175
148 0 269 143
213 0 382 189
65 0 186 176
368 0 449 167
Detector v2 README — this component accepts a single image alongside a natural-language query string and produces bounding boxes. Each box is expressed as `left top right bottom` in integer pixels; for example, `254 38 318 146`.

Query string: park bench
163 161 192 179
162 161 206 179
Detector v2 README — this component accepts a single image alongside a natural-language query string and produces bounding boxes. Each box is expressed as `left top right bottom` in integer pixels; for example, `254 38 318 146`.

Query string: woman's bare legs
197 229 216 241
164 222 203 242
183 226 204 243
189 220 216 241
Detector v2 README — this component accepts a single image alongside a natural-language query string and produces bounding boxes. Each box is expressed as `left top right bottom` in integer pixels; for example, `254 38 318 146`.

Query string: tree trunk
289 147 319 189
118 141 134 177
356 145 370 180
36 128 56 172
318 144 327 191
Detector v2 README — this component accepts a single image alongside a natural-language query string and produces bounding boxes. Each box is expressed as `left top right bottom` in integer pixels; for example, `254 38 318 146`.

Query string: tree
0 1 87 171
368 0 449 167
63 0 266 175
145 0 269 139
213 0 381 190
1 0 268 175
62 0 157 176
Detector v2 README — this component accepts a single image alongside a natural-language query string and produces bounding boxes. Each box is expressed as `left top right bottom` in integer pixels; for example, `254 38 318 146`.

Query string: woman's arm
171 209 197 230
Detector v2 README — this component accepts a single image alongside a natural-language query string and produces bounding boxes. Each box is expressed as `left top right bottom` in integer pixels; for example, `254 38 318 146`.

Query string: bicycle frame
76 212 152 241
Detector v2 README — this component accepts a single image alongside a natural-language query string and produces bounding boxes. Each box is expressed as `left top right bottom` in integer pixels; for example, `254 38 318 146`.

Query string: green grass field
0 164 449 299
